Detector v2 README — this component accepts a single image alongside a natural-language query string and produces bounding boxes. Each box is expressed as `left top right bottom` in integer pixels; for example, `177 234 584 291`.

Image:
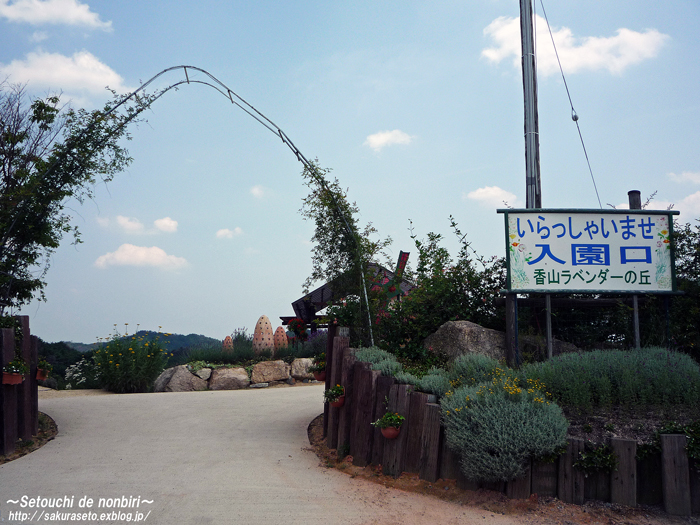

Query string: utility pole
520 0 542 209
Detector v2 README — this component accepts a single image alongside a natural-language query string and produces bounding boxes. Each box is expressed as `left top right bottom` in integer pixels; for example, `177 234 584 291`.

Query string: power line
538 1 603 209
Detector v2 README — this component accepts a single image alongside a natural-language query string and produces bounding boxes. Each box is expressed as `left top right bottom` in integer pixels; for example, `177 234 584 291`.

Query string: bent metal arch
43 65 376 343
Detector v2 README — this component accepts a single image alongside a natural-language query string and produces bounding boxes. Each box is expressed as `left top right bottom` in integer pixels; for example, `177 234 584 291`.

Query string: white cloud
30 30 48 42
678 191 700 218
0 0 112 30
116 215 145 233
250 185 265 198
668 171 700 185
216 227 242 239
154 217 178 233
364 130 413 152
465 186 519 209
94 244 188 270
96 216 110 228
0 50 131 102
482 16 669 76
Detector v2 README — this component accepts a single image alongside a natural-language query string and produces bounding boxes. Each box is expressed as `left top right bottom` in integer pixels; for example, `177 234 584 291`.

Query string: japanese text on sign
498 210 678 293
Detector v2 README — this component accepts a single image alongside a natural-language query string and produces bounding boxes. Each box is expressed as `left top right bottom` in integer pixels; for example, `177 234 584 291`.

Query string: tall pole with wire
520 0 542 209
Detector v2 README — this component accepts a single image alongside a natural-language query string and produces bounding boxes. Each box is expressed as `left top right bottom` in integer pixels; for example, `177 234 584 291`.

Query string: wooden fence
0 316 40 455
323 335 700 516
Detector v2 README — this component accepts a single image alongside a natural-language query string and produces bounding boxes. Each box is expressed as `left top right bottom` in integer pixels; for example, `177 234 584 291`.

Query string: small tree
0 82 154 311
299 161 391 346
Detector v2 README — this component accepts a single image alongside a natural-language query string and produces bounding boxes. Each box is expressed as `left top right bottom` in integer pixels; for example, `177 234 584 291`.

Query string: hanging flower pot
330 395 345 408
36 369 49 381
2 372 24 385
313 370 326 382
324 384 345 407
381 427 400 439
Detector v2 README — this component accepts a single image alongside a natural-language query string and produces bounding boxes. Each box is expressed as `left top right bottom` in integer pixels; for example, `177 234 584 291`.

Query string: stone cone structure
222 335 233 353
273 326 288 352
252 315 274 355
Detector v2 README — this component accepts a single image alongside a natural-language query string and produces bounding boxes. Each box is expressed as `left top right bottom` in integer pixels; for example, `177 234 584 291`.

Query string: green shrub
371 358 403 376
354 346 395 364
64 356 101 389
441 374 568 482
521 347 700 408
449 353 502 387
392 371 420 386
416 368 452 397
93 332 171 393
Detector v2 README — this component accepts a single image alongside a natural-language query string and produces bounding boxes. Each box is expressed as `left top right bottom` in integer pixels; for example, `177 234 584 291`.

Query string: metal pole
546 294 553 359
520 0 542 209
629 190 641 349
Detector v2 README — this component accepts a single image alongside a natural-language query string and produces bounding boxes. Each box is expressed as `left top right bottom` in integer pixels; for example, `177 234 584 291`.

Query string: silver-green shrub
521 347 700 408
441 374 568 482
393 371 420 386
449 353 501 386
354 346 395 365
372 358 403 376
417 368 452 397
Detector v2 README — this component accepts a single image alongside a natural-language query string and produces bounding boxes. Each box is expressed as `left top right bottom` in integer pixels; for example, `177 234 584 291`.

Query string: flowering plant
323 384 345 403
288 318 308 341
3 356 29 375
37 357 53 372
371 411 405 429
309 352 326 373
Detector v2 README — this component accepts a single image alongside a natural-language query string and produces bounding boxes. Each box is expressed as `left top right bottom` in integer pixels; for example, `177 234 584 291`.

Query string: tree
298 161 392 345
0 82 154 311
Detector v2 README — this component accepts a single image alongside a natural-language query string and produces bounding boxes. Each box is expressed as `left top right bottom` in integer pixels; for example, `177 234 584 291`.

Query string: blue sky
2 0 699 343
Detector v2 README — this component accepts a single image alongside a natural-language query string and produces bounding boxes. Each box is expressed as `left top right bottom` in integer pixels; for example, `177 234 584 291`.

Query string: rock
209 368 250 390
163 365 208 392
286 377 295 385
195 368 212 380
251 360 290 383
290 358 314 380
423 320 578 362
249 382 269 388
154 366 177 392
424 321 506 361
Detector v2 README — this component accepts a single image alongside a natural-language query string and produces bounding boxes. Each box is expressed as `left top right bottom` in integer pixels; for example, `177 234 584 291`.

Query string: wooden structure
1 316 40 455
324 332 699 515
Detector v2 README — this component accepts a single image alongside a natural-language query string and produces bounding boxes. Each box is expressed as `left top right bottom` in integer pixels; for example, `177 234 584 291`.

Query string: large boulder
424 321 505 361
156 365 208 392
251 360 290 384
154 366 177 392
290 358 314 380
423 320 578 362
209 368 250 390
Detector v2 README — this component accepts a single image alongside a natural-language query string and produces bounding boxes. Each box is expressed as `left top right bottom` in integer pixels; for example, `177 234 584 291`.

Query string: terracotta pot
36 369 49 381
313 371 326 382
381 426 400 439
2 372 24 385
330 395 345 408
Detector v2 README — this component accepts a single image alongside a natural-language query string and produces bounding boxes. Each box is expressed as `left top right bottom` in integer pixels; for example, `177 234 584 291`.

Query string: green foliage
3 356 28 375
415 368 452 397
636 420 700 462
0 83 156 309
376 218 506 361
371 358 404 376
521 347 700 409
372 411 406 429
441 376 568 482
449 353 502 388
670 219 700 359
93 330 171 393
354 346 396 365
324 384 345 403
574 444 618 474
392 370 420 386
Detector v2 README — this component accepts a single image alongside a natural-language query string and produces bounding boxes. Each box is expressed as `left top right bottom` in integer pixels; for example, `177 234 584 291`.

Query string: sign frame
497 208 680 294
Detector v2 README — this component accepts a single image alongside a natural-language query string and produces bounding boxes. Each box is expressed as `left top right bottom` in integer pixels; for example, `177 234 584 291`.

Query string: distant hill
64 331 221 353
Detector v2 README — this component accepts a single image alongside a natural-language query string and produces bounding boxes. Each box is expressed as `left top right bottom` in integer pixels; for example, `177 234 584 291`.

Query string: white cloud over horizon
465 186 520 209
482 15 669 76
216 227 243 239
0 0 112 30
116 215 144 233
94 244 188 270
98 215 178 234
364 130 414 152
0 50 130 102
